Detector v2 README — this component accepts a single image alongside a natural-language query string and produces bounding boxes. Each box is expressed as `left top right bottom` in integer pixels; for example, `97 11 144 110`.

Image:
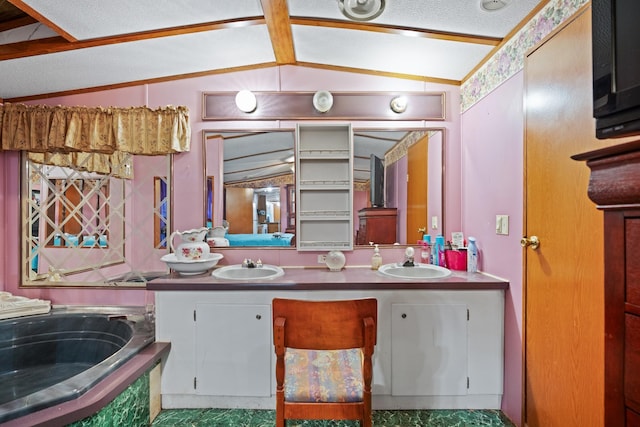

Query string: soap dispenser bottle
371 244 383 270
419 240 431 264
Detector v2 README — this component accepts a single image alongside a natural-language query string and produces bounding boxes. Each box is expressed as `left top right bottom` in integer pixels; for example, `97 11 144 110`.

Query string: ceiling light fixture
390 96 408 113
480 0 511 12
338 0 385 21
235 90 257 113
313 90 334 113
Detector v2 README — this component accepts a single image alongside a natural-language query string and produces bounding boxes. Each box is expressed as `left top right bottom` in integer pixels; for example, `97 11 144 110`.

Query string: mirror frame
21 153 174 287
203 127 446 248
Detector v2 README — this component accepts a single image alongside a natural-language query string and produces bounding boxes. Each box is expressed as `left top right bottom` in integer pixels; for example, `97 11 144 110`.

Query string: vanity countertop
147 266 508 291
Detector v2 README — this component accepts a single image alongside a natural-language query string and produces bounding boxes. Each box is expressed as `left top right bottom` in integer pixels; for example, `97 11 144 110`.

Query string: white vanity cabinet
296 123 353 251
155 293 274 408
155 288 504 410
391 303 468 396
195 303 271 397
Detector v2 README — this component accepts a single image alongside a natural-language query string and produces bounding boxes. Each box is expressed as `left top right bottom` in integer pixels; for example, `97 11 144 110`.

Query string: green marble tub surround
67 371 150 427
152 408 515 426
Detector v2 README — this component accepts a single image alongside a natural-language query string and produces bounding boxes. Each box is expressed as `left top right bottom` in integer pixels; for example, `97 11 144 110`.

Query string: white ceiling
0 0 546 100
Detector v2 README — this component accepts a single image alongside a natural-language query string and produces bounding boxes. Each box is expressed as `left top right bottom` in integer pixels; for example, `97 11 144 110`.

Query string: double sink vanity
150 115 505 412
148 258 508 411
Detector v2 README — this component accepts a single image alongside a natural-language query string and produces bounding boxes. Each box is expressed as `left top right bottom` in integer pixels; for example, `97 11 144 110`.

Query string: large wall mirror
204 127 444 248
22 152 172 286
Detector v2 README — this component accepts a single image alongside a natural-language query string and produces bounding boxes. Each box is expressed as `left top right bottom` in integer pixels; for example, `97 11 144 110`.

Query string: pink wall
0 64 505 409
461 72 524 425
2 66 462 302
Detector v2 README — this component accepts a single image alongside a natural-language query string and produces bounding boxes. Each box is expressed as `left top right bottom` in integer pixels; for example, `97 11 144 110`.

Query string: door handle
520 235 540 250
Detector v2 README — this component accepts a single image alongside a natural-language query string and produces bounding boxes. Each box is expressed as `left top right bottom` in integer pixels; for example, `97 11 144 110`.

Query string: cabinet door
195 303 272 396
391 303 468 396
296 123 353 251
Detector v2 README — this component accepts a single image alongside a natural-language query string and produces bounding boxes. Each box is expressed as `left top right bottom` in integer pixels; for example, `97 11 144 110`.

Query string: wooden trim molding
572 139 640 207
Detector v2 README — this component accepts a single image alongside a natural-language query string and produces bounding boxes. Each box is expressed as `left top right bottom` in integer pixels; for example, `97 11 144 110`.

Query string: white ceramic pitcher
170 227 210 261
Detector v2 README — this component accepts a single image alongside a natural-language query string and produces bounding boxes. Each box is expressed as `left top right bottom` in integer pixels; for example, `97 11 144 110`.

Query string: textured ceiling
0 0 547 100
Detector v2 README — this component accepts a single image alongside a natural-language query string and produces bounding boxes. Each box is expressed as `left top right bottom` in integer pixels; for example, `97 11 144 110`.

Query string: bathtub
0 306 157 424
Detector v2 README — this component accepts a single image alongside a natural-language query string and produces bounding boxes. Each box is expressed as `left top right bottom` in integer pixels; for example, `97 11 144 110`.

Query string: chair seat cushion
284 348 364 403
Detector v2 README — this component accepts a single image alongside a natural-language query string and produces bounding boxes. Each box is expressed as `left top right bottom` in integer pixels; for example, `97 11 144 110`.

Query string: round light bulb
390 96 408 113
235 90 257 113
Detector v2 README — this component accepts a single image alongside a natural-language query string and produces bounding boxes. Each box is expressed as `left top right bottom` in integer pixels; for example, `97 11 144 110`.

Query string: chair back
272 298 378 427
272 298 377 351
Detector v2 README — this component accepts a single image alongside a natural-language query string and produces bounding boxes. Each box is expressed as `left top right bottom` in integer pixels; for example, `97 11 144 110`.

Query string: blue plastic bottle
435 235 445 266
467 237 478 273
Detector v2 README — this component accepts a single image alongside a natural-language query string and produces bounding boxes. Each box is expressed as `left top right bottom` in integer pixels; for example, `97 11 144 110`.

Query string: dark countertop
147 266 508 291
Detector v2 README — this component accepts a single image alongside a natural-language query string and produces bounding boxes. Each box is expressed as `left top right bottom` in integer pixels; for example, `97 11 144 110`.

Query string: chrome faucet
402 247 415 267
242 258 263 268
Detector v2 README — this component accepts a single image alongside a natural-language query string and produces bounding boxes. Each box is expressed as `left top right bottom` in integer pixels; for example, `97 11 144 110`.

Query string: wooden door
406 134 428 243
523 7 615 426
61 181 82 235
225 187 254 234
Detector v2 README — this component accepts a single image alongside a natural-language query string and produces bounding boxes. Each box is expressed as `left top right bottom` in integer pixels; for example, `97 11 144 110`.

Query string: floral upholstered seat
272 298 377 427
284 348 363 403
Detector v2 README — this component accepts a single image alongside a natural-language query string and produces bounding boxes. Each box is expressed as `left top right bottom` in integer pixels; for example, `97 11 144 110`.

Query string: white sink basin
212 264 285 281
378 263 452 279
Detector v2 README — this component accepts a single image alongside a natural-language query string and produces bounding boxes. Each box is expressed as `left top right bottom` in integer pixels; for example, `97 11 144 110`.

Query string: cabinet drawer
626 219 640 307
625 313 640 408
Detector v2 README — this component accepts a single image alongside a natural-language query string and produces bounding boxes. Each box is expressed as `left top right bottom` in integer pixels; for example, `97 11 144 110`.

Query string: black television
592 0 640 139
369 154 385 207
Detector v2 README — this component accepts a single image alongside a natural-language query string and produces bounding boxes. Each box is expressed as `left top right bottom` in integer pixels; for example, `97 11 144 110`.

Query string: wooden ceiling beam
9 0 77 41
0 17 266 60
260 0 296 65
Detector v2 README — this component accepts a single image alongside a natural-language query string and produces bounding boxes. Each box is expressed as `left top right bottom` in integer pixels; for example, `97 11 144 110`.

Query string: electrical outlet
496 215 509 235
431 216 438 229
317 254 327 264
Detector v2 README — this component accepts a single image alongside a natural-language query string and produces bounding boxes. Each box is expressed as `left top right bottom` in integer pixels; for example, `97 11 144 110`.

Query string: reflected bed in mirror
203 128 444 248
204 130 296 248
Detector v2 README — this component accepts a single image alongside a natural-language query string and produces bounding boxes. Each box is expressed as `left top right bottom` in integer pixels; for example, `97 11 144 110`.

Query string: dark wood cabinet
356 208 397 245
574 140 640 426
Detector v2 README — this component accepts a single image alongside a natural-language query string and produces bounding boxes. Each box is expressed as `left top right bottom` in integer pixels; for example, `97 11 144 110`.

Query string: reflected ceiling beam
290 17 502 47
226 147 292 162
0 17 266 60
260 0 296 65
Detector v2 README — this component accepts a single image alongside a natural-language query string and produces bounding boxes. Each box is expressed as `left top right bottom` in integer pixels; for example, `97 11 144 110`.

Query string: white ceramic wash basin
377 263 452 279
211 264 285 281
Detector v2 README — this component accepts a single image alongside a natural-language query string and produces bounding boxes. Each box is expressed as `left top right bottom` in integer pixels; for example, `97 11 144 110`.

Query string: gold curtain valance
0 103 190 176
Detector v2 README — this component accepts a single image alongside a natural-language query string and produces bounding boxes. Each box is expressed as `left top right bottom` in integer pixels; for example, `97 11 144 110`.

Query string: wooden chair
272 298 377 427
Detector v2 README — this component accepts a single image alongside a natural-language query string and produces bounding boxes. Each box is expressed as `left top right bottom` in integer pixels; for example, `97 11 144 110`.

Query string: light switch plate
431 216 438 229
496 215 509 235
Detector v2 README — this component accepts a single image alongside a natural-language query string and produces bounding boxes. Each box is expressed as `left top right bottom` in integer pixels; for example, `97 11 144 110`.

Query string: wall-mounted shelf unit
296 123 353 251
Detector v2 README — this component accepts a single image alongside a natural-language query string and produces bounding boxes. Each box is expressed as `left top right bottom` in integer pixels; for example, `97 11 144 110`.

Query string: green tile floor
152 408 515 426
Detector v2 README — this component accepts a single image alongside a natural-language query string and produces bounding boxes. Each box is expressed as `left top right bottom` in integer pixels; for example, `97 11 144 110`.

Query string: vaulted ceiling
0 0 548 101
